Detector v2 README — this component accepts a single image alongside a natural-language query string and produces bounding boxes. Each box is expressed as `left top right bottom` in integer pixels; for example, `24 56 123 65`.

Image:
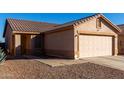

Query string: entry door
79 35 113 58
21 35 27 55
21 35 31 55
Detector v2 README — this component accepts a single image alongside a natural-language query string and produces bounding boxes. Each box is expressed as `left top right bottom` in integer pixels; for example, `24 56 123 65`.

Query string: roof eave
42 25 74 34
13 30 40 34
100 15 121 32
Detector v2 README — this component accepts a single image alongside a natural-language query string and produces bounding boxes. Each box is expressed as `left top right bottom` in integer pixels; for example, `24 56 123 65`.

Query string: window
96 18 101 29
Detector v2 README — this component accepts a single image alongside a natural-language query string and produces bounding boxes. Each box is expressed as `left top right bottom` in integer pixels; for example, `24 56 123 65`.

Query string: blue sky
0 13 124 42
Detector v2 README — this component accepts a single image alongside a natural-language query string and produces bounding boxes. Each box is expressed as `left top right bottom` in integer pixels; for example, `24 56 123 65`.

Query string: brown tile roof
44 13 121 33
7 18 58 31
44 14 101 31
117 24 124 35
3 14 121 37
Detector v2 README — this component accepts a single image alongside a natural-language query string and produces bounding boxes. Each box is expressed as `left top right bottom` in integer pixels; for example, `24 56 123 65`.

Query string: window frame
96 18 102 29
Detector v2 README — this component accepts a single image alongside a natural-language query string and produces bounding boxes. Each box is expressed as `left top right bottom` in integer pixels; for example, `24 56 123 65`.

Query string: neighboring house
3 13 123 59
117 24 124 54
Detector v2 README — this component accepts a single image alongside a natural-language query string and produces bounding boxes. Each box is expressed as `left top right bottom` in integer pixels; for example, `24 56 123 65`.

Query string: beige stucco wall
74 17 118 58
5 24 13 55
44 29 74 58
74 18 118 35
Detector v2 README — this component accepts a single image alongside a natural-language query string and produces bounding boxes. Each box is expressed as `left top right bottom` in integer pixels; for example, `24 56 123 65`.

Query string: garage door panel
79 35 112 58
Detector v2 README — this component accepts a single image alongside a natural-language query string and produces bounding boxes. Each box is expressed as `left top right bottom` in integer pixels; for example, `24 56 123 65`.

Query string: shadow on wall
31 34 44 56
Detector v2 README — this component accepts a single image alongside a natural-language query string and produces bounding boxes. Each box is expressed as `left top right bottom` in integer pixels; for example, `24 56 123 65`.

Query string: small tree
0 47 6 63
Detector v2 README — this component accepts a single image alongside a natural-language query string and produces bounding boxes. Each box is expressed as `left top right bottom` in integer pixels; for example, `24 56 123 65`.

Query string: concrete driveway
83 56 124 71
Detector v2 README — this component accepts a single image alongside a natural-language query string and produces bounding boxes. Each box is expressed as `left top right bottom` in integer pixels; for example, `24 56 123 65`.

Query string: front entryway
14 34 43 56
21 35 26 55
21 35 31 55
79 35 113 58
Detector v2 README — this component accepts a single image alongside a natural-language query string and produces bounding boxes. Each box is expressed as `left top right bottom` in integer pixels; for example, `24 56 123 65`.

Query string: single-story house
3 13 124 59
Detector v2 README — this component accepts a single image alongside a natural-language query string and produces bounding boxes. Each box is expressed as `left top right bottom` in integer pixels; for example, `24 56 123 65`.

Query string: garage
41 13 119 59
79 35 113 58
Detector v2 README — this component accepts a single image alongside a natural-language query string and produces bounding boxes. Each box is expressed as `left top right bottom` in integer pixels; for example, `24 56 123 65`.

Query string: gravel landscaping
1 56 124 79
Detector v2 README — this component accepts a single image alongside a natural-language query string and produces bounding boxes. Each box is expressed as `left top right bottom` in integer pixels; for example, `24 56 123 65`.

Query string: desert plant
0 47 6 63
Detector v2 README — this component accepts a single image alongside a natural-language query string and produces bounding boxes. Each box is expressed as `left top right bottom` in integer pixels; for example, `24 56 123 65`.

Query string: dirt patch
1 57 124 79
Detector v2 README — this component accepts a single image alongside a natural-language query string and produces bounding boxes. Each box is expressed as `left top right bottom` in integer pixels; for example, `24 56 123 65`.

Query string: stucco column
74 30 79 59
30 35 36 55
15 34 21 55
114 35 118 55
26 35 31 55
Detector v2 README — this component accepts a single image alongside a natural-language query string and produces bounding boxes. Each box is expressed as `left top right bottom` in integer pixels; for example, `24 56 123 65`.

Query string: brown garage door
79 35 112 58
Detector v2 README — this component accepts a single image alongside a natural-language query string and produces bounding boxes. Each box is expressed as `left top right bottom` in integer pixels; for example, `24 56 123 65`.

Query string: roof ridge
73 13 102 26
43 13 121 33
3 17 59 37
42 13 103 32
7 18 58 25
69 13 101 24
56 13 102 27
